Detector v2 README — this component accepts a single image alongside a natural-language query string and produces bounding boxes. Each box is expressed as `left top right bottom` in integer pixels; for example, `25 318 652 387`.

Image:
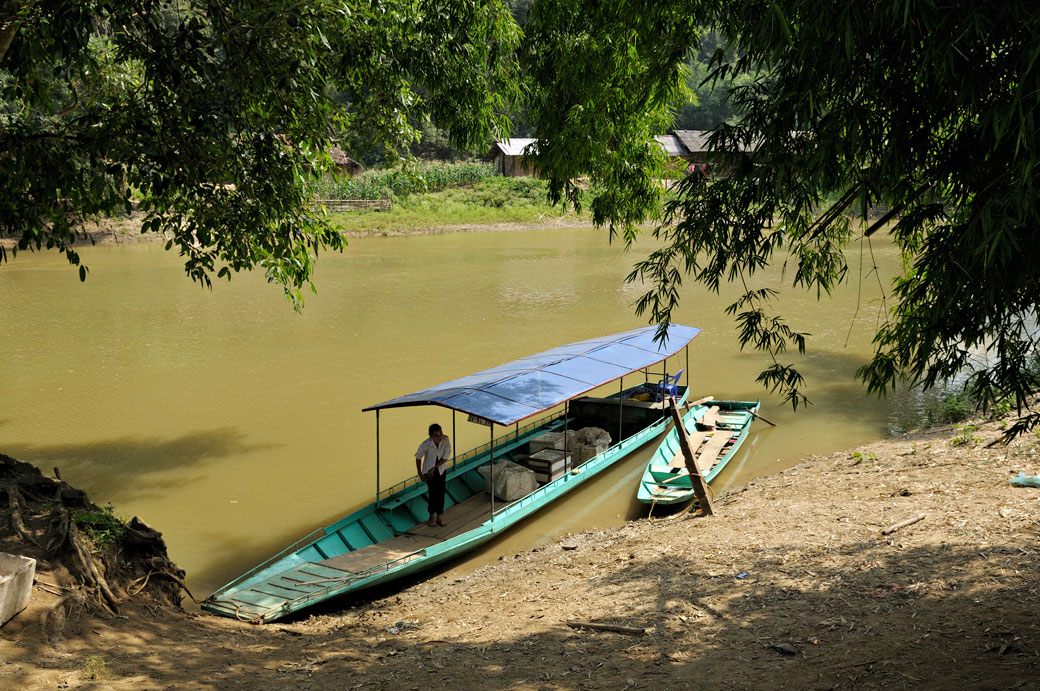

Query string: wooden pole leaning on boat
666 395 715 515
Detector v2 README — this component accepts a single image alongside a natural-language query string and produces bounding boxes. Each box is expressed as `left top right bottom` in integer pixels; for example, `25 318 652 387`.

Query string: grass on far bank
329 176 586 234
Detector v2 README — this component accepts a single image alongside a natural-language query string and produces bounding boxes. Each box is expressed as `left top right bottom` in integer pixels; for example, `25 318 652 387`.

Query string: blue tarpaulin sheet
363 325 701 426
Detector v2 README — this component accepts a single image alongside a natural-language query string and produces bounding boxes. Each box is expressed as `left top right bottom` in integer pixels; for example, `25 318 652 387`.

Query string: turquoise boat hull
636 399 759 506
203 385 689 622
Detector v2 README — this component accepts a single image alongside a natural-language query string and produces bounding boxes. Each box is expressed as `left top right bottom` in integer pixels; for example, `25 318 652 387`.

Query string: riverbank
2 415 1038 689
0 180 589 250
0 213 590 250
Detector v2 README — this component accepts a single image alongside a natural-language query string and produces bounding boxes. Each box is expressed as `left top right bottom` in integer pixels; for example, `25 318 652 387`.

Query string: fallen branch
566 620 647 636
35 581 65 596
881 514 926 536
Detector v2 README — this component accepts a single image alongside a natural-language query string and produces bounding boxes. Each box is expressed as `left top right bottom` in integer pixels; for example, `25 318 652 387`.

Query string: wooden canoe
636 399 760 506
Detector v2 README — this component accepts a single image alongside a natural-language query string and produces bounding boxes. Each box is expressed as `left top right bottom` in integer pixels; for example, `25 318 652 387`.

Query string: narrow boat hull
203 386 689 622
636 399 759 506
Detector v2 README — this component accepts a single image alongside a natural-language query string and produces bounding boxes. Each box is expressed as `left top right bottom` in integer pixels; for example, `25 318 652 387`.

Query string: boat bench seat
380 488 423 510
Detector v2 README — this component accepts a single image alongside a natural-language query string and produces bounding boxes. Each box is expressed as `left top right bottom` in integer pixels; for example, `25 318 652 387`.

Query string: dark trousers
426 470 446 516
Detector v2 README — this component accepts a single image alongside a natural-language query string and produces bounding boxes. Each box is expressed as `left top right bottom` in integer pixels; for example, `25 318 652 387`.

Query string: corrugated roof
363 325 701 426
655 134 688 157
488 138 539 157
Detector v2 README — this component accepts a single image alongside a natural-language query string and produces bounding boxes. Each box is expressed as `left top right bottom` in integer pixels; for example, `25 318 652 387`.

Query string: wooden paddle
748 408 777 427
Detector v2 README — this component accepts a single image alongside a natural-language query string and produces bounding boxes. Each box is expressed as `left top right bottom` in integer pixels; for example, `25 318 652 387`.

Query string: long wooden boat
636 399 760 506
203 325 701 623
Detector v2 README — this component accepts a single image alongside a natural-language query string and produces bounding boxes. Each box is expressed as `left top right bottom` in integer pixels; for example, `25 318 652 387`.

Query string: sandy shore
2 415 1039 689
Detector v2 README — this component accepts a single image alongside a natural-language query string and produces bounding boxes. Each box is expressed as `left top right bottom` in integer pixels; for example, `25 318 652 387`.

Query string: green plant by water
331 176 572 232
949 424 982 447
74 505 127 548
312 161 499 200
850 450 877 465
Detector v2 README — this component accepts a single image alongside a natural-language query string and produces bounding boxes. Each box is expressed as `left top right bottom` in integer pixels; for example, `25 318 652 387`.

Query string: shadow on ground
7 535 1037 690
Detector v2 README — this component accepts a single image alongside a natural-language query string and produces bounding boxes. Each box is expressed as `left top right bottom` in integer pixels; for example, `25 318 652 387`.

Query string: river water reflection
1 227 920 595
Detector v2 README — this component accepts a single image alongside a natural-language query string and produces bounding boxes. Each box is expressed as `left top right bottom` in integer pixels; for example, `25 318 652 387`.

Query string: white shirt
415 436 452 475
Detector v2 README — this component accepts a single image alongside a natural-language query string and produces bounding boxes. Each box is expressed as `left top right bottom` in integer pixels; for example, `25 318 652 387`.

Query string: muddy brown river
0 227 924 596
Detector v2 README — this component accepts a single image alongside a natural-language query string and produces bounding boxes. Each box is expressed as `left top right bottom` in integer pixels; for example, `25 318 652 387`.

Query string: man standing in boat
415 423 452 527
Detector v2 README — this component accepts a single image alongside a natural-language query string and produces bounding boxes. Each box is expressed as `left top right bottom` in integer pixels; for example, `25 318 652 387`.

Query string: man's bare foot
436 518 447 527
427 517 436 527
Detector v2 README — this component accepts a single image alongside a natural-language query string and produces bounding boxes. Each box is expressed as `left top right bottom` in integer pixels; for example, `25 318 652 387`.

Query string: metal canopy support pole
489 424 495 523
452 411 457 470
685 345 690 394
564 401 570 472
662 357 668 403
618 377 624 445
380 410 384 507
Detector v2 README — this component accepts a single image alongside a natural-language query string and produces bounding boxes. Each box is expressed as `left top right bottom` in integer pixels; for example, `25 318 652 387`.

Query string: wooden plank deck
319 535 438 574
694 431 734 473
700 405 721 428
668 431 707 468
406 492 515 540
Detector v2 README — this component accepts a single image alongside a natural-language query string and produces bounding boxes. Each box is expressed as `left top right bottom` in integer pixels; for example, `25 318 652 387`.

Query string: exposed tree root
62 511 121 615
1 452 186 615
1 482 40 547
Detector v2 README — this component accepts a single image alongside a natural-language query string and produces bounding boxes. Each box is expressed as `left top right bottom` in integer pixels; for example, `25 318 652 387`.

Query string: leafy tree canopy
0 0 519 305
521 1 1040 433
634 2 1040 432
6 1 1039 432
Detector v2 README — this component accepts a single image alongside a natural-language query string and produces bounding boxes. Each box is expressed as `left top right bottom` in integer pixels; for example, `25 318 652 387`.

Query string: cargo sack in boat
529 430 577 453
576 444 607 464
477 460 538 501
565 428 610 464
575 427 611 447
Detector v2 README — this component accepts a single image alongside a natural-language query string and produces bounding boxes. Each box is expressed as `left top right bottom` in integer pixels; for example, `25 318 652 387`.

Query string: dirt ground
2 416 1039 690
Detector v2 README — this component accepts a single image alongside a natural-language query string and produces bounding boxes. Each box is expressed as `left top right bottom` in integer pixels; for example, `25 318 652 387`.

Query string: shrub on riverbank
313 161 499 200
331 176 581 232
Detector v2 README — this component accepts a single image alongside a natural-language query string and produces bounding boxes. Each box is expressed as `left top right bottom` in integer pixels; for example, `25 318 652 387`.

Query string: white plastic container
0 553 36 627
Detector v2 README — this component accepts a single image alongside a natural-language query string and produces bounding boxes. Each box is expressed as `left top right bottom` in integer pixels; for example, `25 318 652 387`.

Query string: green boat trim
202 326 710 623
636 399 760 506
202 385 690 623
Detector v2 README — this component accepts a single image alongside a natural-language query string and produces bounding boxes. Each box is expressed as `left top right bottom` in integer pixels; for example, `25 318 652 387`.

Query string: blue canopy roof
363 324 701 426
